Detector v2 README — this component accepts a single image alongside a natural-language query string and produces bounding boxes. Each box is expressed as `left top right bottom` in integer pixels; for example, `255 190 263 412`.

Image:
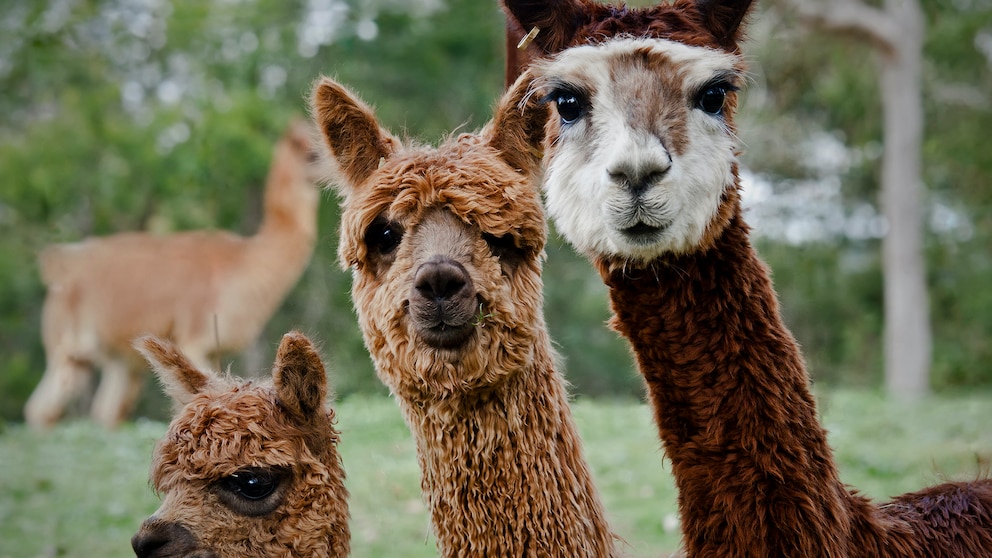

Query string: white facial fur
532 38 744 262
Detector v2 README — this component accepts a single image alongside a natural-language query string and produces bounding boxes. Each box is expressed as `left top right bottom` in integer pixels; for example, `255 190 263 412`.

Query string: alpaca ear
501 0 591 84
694 0 755 50
272 331 327 420
309 76 399 192
134 336 211 407
485 70 550 177
501 0 590 54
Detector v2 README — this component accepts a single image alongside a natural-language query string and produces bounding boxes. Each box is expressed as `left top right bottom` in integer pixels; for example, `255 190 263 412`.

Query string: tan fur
25 120 320 429
311 73 618 557
131 331 349 558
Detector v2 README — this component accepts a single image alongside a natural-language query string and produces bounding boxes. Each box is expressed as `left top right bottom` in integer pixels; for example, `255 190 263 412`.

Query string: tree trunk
777 0 932 397
880 0 931 398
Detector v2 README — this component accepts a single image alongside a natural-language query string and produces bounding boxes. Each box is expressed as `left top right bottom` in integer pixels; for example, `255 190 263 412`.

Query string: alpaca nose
131 519 198 558
608 160 671 196
410 256 478 349
414 256 472 302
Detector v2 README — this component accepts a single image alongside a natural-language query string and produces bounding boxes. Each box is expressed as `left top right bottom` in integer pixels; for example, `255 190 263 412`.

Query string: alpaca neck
256 148 319 251
211 189 316 353
400 338 616 558
255 187 318 250
251 202 317 276
241 168 318 310
599 210 855 557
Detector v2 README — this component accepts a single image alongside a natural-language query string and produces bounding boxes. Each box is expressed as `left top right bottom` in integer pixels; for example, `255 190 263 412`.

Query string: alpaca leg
91 359 144 429
24 355 92 429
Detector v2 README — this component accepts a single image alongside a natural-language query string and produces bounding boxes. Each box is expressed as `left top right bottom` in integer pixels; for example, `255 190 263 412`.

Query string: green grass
1 390 990 558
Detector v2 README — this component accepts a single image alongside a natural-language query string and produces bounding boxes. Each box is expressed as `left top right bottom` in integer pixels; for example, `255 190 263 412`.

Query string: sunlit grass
1 390 989 558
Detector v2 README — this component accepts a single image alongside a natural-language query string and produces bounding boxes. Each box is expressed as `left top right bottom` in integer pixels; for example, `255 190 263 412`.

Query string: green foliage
758 240 885 387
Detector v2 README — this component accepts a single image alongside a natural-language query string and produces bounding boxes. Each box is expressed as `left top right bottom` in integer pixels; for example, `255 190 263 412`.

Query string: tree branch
775 0 901 55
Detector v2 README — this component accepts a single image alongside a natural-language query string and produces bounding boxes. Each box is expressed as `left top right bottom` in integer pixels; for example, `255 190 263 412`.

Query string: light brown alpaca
130 331 349 558
25 120 320 429
310 73 618 557
513 8 992 557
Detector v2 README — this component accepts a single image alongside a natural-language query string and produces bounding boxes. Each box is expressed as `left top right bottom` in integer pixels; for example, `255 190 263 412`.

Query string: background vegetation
1 0 990 422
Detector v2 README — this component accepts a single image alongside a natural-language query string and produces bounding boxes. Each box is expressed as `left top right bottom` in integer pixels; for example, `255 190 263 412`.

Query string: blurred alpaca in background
25 119 320 429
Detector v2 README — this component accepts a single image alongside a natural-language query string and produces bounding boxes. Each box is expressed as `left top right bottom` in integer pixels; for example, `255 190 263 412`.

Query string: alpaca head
502 0 754 84
131 332 349 558
522 2 753 264
311 75 550 402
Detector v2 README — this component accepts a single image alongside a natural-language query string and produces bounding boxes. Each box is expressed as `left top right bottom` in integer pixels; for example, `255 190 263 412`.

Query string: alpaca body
131 331 349 558
311 74 617 557
25 120 319 429
513 13 992 556
601 212 992 556
601 217 853 556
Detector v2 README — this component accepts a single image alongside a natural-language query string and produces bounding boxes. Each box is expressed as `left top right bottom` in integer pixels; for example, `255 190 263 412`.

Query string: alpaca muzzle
131 518 213 558
409 256 477 349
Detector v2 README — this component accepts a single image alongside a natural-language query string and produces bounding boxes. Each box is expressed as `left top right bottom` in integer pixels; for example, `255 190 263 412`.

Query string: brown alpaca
25 119 320 429
510 3 992 555
130 331 349 558
309 74 618 557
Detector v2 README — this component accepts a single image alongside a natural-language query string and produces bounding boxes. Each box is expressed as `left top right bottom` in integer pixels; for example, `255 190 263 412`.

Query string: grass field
1 390 990 558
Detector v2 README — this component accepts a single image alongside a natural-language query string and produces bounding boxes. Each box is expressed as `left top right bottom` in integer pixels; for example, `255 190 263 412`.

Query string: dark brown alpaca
310 73 618 557
502 1 992 556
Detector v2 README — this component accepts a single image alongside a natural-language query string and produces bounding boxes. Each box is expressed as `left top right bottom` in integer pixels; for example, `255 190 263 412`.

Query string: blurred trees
0 0 990 422
768 0 932 398
743 0 992 393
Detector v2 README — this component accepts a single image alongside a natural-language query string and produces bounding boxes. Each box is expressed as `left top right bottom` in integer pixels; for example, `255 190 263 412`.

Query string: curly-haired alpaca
310 74 618 557
26 120 319 429
501 2 992 557
130 331 349 558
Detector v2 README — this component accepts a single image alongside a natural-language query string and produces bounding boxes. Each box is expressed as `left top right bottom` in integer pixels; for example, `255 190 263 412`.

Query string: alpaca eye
221 469 282 500
697 86 726 114
552 90 586 125
215 467 290 517
483 232 528 272
365 217 403 255
696 81 736 115
483 233 518 258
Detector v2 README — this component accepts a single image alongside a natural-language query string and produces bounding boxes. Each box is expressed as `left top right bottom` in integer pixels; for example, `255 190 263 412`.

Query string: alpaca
25 119 320 429
130 331 349 558
309 73 619 557
511 8 992 557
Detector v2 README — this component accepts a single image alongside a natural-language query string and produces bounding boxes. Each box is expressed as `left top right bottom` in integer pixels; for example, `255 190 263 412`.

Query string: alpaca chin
394 320 532 399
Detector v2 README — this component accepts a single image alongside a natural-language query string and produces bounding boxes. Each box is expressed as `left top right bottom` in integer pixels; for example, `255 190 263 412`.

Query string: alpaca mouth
419 322 474 349
620 221 668 244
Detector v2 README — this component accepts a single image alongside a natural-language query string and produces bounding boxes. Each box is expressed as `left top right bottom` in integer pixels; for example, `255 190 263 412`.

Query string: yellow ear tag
517 26 540 50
